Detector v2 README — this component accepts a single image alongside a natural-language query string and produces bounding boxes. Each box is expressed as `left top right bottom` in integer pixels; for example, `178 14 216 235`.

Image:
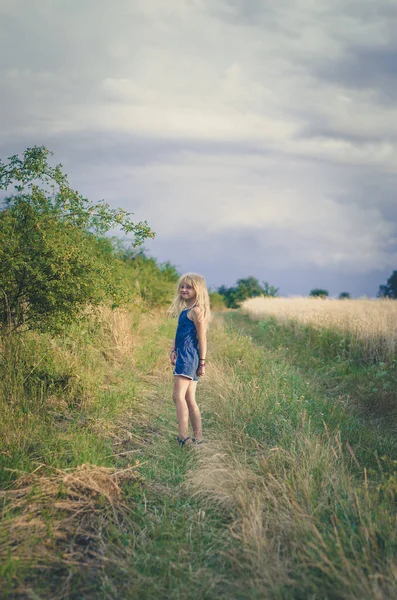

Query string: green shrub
309 288 329 298
209 292 226 310
113 245 179 307
218 276 279 308
0 146 154 333
378 270 397 299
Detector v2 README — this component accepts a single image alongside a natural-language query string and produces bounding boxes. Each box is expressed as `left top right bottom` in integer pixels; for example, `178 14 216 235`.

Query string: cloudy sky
1 0 397 296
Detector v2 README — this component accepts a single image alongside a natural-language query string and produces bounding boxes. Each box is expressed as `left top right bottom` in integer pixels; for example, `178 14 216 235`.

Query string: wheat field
242 296 397 362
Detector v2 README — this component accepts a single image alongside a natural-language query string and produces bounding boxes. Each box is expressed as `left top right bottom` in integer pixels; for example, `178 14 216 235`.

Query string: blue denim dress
174 308 199 381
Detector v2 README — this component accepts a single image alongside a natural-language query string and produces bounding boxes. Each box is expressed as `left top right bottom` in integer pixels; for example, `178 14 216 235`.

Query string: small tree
218 284 238 308
233 276 266 305
378 271 397 299
309 288 329 298
117 245 179 306
0 146 154 332
262 281 279 297
218 276 278 308
339 292 351 299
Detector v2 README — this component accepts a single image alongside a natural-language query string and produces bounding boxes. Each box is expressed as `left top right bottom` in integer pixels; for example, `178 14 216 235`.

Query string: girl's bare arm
170 336 177 365
191 307 207 375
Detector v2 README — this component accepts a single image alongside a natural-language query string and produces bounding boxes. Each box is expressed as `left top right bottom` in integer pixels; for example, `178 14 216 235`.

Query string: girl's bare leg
186 380 203 441
173 376 192 442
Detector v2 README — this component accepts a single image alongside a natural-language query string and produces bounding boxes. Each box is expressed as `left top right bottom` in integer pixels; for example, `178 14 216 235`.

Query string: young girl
168 273 210 447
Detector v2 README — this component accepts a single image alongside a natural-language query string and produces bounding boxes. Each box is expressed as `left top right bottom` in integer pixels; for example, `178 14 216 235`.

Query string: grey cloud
1 0 396 296
321 163 397 228
3 127 396 291
213 0 397 103
297 124 396 145
213 0 280 25
144 226 391 297
315 45 397 104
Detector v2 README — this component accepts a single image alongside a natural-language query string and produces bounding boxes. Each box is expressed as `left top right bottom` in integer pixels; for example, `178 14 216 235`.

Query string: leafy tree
378 271 397 299
339 292 351 299
117 245 179 306
309 289 329 298
218 276 279 308
0 146 154 332
233 276 266 305
262 281 280 297
217 284 237 308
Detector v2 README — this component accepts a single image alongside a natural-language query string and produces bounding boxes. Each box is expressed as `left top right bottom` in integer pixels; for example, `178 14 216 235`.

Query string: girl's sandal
192 438 205 445
177 436 191 447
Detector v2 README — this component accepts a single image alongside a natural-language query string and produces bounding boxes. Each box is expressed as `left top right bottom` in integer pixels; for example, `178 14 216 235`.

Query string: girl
168 273 210 447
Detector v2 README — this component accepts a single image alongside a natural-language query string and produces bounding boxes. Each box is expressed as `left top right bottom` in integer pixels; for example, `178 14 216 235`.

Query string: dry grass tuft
187 432 397 598
187 323 397 598
185 443 295 592
96 306 136 362
186 442 258 510
0 463 140 569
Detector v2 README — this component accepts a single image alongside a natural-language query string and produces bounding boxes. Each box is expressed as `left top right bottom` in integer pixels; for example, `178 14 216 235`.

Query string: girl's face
179 281 196 302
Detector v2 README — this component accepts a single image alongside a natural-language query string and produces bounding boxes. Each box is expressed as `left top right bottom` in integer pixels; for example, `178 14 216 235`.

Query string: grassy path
2 309 397 599
109 313 242 600
124 311 397 600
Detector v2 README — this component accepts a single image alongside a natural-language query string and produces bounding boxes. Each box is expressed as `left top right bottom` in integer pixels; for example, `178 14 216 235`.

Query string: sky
1 0 396 297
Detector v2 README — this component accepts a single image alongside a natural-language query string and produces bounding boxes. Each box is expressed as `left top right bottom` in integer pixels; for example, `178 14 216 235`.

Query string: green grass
223 311 397 464
195 311 397 599
1 308 397 599
0 312 243 599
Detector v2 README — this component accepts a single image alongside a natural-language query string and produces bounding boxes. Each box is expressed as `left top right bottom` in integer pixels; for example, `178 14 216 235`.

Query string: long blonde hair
168 273 211 324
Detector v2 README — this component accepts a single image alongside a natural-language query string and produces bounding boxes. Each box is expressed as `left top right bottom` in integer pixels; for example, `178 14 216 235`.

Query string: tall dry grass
0 463 140 570
242 297 397 362
185 317 397 599
188 434 397 600
0 305 148 596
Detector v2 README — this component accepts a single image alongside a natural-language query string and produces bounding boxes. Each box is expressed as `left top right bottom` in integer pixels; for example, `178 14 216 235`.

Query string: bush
0 146 154 333
309 288 329 298
116 246 179 307
218 276 279 308
209 292 226 310
378 271 397 299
